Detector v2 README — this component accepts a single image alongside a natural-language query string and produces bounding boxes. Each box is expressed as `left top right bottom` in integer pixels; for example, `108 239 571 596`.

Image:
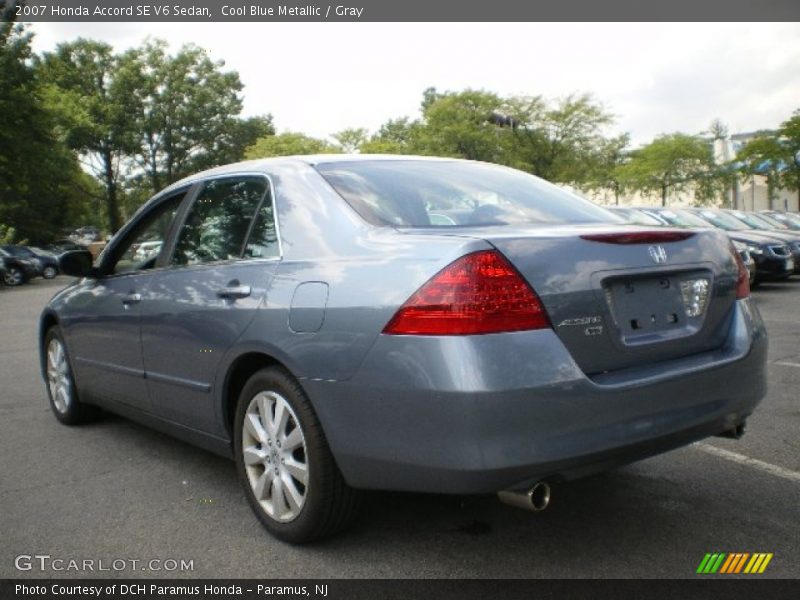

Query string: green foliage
506 93 616 184
737 111 800 203
363 89 621 186
123 40 253 190
360 118 421 154
617 133 721 206
0 23 93 244
332 128 368 153
39 38 141 232
0 224 17 245
413 89 506 161
245 132 340 158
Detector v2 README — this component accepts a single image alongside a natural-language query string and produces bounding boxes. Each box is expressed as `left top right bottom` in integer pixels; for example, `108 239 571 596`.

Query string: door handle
217 284 251 300
122 293 141 305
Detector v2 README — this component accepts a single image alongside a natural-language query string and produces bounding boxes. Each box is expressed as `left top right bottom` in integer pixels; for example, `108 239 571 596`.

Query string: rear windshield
694 210 749 231
316 160 618 228
654 209 711 228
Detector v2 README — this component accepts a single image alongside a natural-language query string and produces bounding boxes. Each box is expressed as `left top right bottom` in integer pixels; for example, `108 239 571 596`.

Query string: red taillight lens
580 231 695 244
730 243 750 299
382 250 550 335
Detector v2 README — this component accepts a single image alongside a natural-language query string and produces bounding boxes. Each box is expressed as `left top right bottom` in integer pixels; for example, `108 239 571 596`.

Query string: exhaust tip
498 481 551 512
717 421 746 440
529 481 551 511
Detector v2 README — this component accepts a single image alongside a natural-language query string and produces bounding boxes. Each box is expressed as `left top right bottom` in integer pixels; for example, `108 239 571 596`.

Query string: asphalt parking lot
1 277 798 579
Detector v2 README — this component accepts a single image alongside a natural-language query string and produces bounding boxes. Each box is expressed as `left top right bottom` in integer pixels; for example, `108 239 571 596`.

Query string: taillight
730 242 750 299
580 231 695 244
383 250 550 335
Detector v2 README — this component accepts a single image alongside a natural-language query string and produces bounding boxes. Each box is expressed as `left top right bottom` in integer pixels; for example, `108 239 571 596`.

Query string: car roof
161 154 468 195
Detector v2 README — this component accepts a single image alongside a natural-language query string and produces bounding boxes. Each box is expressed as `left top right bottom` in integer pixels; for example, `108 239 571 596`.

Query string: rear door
140 175 281 434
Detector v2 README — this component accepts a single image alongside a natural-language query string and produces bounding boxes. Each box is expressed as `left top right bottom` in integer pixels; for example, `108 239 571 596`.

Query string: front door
65 192 186 412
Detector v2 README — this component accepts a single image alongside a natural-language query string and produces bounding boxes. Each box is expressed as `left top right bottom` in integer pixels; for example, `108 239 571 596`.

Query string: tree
736 133 785 209
360 117 421 154
40 39 140 233
244 132 339 158
617 133 721 206
583 134 631 205
413 89 506 162
505 93 616 184
0 23 93 243
124 40 249 192
774 110 800 204
332 127 368 153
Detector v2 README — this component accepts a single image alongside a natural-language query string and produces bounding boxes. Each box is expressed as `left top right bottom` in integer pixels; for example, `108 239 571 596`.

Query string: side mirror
59 250 98 278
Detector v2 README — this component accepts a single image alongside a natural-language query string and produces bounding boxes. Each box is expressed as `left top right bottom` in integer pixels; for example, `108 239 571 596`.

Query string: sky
28 22 800 146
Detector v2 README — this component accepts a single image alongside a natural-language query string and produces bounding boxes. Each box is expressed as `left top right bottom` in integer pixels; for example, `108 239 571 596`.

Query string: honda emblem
648 245 668 264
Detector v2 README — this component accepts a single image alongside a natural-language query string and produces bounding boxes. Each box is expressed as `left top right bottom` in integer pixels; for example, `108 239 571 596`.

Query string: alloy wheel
241 390 308 522
4 268 23 286
46 338 71 413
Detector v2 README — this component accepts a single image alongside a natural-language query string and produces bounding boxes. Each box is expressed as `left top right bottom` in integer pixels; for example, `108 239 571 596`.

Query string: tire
4 267 25 286
44 327 101 425
234 366 361 543
43 266 58 279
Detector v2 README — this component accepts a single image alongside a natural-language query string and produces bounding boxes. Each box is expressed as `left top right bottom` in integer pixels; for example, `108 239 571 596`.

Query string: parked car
0 247 40 286
637 207 759 284
26 247 60 279
0 245 59 279
683 208 795 282
41 156 767 543
132 240 163 262
69 226 102 245
760 210 800 230
0 255 6 287
46 239 87 254
606 206 666 226
722 210 800 272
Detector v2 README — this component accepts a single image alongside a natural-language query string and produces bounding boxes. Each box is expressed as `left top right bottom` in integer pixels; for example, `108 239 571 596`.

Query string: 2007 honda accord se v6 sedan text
40 156 767 542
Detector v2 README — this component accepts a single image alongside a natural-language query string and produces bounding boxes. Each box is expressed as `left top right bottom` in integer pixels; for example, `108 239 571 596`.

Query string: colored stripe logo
696 553 773 574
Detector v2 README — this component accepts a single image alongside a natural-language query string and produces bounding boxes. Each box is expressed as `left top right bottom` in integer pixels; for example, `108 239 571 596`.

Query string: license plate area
604 270 711 344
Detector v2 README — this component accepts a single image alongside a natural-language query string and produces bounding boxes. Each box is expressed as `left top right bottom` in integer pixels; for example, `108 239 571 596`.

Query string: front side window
111 193 185 274
171 177 269 266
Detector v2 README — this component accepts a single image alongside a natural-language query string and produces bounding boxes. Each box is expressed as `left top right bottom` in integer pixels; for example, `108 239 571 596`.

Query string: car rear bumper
303 298 767 494
755 253 794 279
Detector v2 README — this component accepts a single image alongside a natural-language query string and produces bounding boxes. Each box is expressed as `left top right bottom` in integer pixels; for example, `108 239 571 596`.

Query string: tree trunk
102 147 121 233
661 185 667 207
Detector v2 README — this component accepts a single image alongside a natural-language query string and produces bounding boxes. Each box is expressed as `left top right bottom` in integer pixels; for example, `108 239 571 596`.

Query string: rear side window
172 177 270 266
316 160 616 228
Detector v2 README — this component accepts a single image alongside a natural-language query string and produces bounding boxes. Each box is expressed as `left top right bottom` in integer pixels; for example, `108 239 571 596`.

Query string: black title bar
4 0 800 22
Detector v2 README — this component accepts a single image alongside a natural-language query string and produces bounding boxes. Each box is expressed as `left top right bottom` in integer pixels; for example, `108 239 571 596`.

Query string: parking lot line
693 443 800 484
775 360 800 369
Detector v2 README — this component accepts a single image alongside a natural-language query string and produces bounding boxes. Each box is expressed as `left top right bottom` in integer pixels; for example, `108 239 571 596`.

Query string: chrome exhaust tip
498 481 551 512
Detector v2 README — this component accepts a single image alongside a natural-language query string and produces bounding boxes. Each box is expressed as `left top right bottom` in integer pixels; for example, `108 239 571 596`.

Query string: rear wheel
44 327 100 425
234 367 361 543
42 265 58 279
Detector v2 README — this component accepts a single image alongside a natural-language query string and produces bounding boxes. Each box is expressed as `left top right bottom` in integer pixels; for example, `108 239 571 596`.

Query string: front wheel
44 327 100 425
234 367 361 543
4 267 25 286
